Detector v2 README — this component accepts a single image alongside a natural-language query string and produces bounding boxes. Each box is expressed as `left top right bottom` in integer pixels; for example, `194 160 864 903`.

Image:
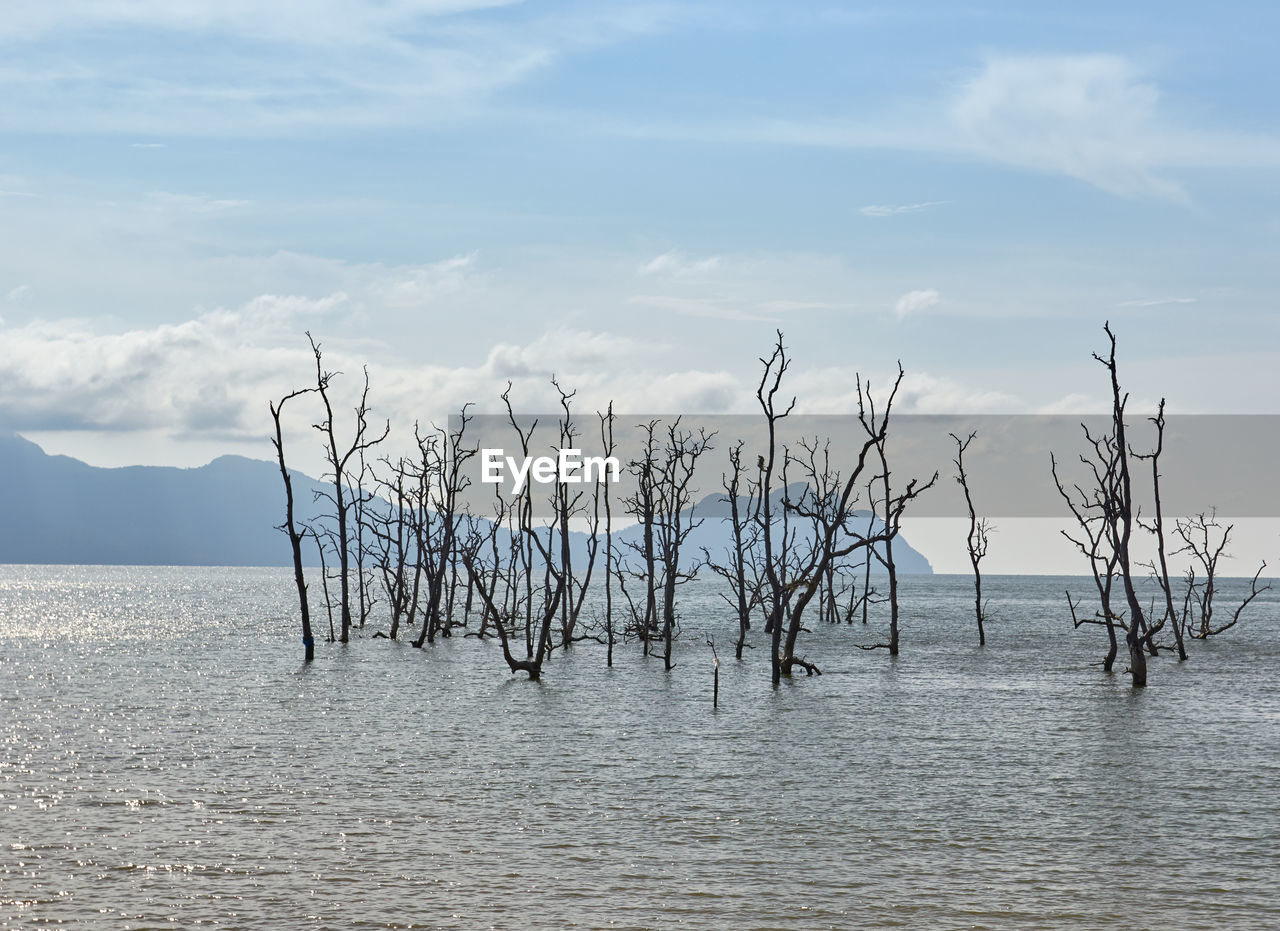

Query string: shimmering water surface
2 566 1278 929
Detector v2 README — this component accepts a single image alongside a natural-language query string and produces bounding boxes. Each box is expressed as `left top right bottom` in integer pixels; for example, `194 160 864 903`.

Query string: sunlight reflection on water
1 566 1278 928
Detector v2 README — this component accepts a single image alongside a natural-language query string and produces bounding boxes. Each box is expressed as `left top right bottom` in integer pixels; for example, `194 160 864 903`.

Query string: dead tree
652 420 715 670
1132 400 1186 661
815 548 867 626
951 431 992 645
370 455 418 640
468 515 497 641
856 493 881 625
619 420 661 652
780 433 912 674
497 384 540 656
599 403 618 666
307 333 389 644
858 364 939 656
351 448 377 629
269 387 317 662
1052 429 1123 672
454 506 486 634
818 547 861 625
458 388 564 680
1052 324 1156 684
308 523 338 643
463 484 516 642
403 431 437 635
548 377 601 651
412 407 475 647
462 516 564 680
753 333 795 685
1176 510 1270 638
702 441 765 659
1095 323 1150 686
752 331 910 683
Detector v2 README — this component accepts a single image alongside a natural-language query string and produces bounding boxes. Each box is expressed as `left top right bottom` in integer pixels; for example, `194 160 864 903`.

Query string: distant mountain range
0 433 930 572
0 433 329 565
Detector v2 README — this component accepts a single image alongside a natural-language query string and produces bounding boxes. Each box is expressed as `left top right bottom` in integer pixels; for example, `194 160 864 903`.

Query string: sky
1 1 1278 571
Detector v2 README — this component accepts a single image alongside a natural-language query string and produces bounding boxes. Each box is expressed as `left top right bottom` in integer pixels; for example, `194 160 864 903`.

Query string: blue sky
2 0 1278 486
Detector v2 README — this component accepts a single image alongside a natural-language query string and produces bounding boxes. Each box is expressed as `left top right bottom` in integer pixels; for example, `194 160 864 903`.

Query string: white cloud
950 55 1183 198
0 293 348 434
628 251 862 322
144 191 252 212
638 250 721 277
894 288 939 318
0 2 677 134
623 53 1280 199
0 1 524 43
482 328 644 381
0 303 745 474
5 284 31 303
860 201 948 217
888 371 1018 414
1037 392 1100 415
791 366 1018 415
610 371 739 413
1115 296 1196 308
626 294 767 322
379 251 478 308
757 299 835 312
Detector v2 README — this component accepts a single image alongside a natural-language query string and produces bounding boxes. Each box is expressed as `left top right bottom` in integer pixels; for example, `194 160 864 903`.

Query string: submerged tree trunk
885 539 899 656
951 431 991 647
1096 323 1148 687
1143 401 1187 662
270 389 315 662
308 334 389 646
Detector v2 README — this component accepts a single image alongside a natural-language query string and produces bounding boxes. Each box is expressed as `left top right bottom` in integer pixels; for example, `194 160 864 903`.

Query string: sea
2 567 1278 929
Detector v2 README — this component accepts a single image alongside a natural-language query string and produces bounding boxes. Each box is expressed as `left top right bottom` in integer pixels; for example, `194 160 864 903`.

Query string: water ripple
1 567 1278 928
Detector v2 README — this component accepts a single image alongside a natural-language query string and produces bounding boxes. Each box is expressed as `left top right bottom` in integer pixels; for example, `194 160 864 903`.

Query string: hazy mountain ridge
0 433 328 566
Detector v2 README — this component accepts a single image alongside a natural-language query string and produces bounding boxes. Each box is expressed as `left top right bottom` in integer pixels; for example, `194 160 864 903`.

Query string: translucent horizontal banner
446 414 1280 519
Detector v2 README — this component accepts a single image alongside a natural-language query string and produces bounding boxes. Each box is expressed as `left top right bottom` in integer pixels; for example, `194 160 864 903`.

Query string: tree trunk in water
770 606 783 686
862 553 871 624
886 538 899 656
974 572 984 647
270 393 315 662
663 571 676 672
289 513 312 660
1127 626 1147 686
336 486 351 644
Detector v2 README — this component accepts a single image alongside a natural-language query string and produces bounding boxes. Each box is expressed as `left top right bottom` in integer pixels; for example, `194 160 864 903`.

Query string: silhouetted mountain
0 433 329 566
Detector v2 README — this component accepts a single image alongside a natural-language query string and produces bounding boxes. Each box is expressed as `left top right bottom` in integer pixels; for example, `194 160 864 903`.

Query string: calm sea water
2 566 1278 929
